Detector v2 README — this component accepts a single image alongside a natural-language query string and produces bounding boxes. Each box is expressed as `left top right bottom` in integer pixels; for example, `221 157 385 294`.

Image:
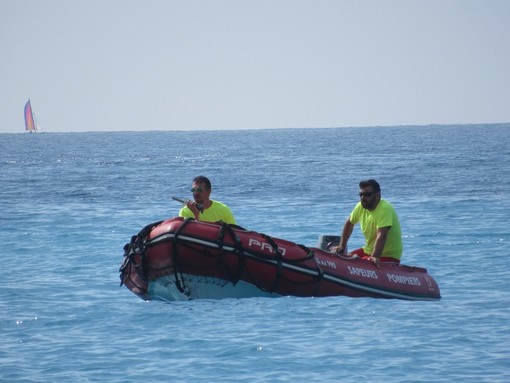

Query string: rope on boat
119 220 163 293
310 250 325 296
216 221 246 285
171 218 193 296
258 233 285 292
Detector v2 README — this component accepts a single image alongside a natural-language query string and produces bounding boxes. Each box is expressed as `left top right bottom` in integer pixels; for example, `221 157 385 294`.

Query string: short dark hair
359 179 380 193
193 176 211 190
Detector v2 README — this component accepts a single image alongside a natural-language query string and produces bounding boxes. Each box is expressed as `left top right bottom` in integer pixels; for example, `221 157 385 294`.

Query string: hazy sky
1 0 509 133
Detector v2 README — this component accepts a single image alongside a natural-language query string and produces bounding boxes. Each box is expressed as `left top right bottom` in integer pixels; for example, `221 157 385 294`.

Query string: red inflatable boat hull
120 217 441 301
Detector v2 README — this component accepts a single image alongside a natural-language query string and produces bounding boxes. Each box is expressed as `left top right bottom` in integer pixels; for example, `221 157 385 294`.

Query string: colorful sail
24 99 36 132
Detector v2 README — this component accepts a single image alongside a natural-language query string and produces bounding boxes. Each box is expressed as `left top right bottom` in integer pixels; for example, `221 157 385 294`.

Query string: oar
172 196 204 213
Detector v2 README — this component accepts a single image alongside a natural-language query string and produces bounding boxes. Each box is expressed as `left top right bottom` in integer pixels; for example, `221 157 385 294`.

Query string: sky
1 0 509 133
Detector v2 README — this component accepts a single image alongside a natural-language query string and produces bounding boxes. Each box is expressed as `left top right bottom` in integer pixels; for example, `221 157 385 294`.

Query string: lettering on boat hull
347 266 378 279
248 238 286 256
386 273 421 286
316 258 337 269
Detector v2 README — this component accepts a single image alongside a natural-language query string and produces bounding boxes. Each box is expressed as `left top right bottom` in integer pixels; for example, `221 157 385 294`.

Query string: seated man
178 175 236 225
334 179 402 268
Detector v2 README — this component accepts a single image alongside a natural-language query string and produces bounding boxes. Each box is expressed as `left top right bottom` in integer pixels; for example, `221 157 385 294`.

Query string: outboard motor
317 235 341 251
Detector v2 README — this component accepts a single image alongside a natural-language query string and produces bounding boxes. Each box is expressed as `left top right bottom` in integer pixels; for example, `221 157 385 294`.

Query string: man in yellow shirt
334 179 402 268
178 176 236 225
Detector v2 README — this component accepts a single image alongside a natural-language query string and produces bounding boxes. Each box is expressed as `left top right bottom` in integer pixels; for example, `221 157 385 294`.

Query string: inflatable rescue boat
119 217 441 302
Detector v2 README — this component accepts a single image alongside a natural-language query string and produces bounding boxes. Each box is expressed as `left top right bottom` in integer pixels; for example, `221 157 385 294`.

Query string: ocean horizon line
2 121 508 135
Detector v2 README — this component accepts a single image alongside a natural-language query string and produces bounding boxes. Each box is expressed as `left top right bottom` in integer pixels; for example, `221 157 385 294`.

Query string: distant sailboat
24 99 43 133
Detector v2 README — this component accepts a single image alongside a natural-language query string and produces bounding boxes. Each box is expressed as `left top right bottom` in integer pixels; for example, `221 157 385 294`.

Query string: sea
1 124 509 382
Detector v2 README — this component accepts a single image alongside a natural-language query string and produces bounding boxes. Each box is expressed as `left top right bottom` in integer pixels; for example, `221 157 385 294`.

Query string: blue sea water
1 124 509 382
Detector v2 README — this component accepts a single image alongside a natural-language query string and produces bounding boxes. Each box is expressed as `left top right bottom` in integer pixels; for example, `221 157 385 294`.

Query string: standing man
179 176 236 225
334 179 402 268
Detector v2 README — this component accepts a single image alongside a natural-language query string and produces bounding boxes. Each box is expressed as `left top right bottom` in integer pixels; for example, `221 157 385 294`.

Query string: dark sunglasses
359 192 374 198
191 187 206 193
